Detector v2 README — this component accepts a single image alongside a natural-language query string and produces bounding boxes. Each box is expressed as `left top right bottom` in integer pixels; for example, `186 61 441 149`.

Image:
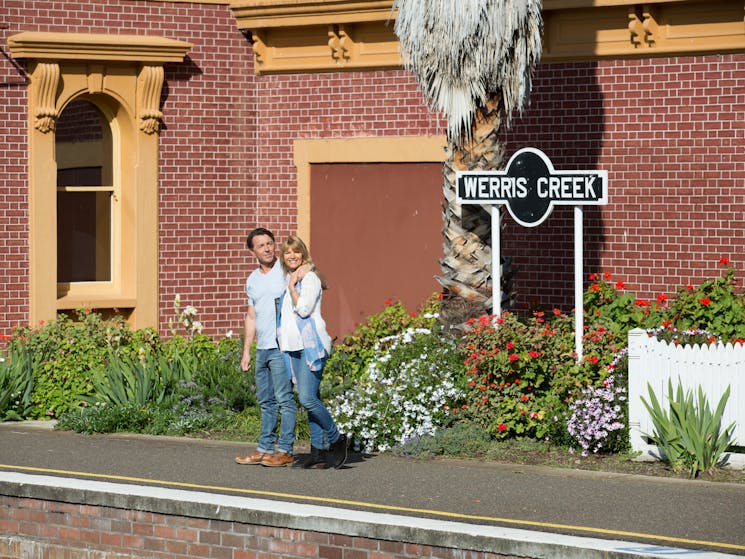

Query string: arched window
8 32 190 328
56 99 113 285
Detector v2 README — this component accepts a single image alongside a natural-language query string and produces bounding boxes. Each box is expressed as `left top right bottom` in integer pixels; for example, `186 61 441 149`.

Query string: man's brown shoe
235 451 266 465
261 451 294 467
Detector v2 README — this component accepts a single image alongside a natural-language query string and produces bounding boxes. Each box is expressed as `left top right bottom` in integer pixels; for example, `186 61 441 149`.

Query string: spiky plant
393 0 543 328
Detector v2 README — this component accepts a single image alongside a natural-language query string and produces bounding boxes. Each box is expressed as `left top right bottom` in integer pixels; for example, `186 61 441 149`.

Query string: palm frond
393 0 543 146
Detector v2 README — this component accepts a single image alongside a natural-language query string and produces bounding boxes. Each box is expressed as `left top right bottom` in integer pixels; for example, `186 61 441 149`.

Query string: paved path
0 422 743 556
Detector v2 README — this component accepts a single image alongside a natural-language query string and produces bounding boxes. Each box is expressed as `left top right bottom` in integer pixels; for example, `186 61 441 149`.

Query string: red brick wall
0 21 30 335
0 1 743 338
0 495 516 559
501 57 745 311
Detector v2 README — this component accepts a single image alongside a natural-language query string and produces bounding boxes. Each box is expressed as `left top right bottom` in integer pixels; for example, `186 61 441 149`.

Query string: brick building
0 0 743 340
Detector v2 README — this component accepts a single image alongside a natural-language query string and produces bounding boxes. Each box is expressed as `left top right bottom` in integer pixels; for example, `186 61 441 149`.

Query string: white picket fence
627 328 745 468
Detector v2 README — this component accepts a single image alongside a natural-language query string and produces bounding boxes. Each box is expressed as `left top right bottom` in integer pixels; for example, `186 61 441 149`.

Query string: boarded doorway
310 162 442 339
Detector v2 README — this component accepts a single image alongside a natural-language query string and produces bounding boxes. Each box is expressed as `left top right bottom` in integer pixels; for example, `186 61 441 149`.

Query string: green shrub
188 336 256 411
668 266 745 342
458 310 625 440
391 420 492 458
55 402 153 434
12 309 154 418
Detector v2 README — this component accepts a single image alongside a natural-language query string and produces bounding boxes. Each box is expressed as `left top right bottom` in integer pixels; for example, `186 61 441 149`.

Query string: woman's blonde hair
281 235 328 289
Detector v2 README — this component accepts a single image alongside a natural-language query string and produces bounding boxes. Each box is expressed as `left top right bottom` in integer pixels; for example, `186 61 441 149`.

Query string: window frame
8 32 191 328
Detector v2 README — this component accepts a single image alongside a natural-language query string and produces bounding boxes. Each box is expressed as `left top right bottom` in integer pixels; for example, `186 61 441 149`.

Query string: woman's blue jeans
287 350 340 450
255 348 296 455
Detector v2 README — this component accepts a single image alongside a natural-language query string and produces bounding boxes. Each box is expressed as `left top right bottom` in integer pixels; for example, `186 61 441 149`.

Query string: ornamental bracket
32 62 60 133
137 65 165 135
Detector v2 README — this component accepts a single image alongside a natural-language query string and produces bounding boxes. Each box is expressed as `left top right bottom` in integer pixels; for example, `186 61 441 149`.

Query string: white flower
226 330 234 338
183 305 198 317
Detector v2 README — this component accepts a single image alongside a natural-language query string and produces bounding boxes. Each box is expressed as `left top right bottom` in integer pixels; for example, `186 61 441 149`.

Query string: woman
277 235 347 469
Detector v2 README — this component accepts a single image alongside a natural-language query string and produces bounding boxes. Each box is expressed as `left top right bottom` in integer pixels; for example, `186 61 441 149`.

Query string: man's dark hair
246 227 275 249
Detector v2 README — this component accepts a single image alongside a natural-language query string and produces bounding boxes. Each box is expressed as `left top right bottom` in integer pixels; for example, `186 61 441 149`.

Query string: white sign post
456 148 608 361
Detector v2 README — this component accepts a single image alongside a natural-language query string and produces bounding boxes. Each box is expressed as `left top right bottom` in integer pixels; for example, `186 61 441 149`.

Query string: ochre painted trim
8 32 191 63
231 0 745 74
231 0 396 27
293 136 446 244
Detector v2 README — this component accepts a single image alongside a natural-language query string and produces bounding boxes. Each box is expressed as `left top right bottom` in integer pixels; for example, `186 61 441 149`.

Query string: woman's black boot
294 446 329 469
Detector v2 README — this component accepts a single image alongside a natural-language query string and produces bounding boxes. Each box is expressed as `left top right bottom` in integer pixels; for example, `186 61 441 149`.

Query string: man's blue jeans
287 350 340 450
255 348 296 455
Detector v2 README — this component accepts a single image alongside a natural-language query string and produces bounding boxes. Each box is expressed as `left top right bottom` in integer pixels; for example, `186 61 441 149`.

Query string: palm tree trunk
438 99 512 329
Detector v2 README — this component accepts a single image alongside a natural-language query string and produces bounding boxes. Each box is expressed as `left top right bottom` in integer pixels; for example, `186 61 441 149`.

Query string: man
235 228 298 467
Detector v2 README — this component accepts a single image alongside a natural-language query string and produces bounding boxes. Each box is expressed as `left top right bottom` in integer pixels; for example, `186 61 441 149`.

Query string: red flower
603 272 612 280
508 354 519 361
506 342 515 349
720 257 730 264
589 284 601 292
384 299 392 306
588 273 599 280
586 356 599 365
410 311 417 317
469 381 476 387
687 284 694 291
521 395 529 402
699 297 711 306
615 281 625 290
528 350 539 358
437 293 443 300
552 308 562 315
656 294 667 303
497 423 507 432
515 379 521 384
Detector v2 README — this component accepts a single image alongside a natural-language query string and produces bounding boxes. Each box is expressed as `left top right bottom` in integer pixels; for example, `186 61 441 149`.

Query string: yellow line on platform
2 463 743 553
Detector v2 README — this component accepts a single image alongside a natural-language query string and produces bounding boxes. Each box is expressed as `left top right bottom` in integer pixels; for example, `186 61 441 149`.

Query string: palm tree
392 0 543 328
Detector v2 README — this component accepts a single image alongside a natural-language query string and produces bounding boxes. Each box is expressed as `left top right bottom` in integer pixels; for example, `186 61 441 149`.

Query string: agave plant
0 345 34 421
392 0 543 326
86 349 193 408
641 378 736 478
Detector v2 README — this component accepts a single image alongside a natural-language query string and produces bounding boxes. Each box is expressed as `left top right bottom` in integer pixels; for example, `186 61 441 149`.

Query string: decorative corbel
137 64 164 135
628 9 644 49
642 5 659 48
250 30 267 70
328 25 351 64
33 62 60 133
338 25 351 63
